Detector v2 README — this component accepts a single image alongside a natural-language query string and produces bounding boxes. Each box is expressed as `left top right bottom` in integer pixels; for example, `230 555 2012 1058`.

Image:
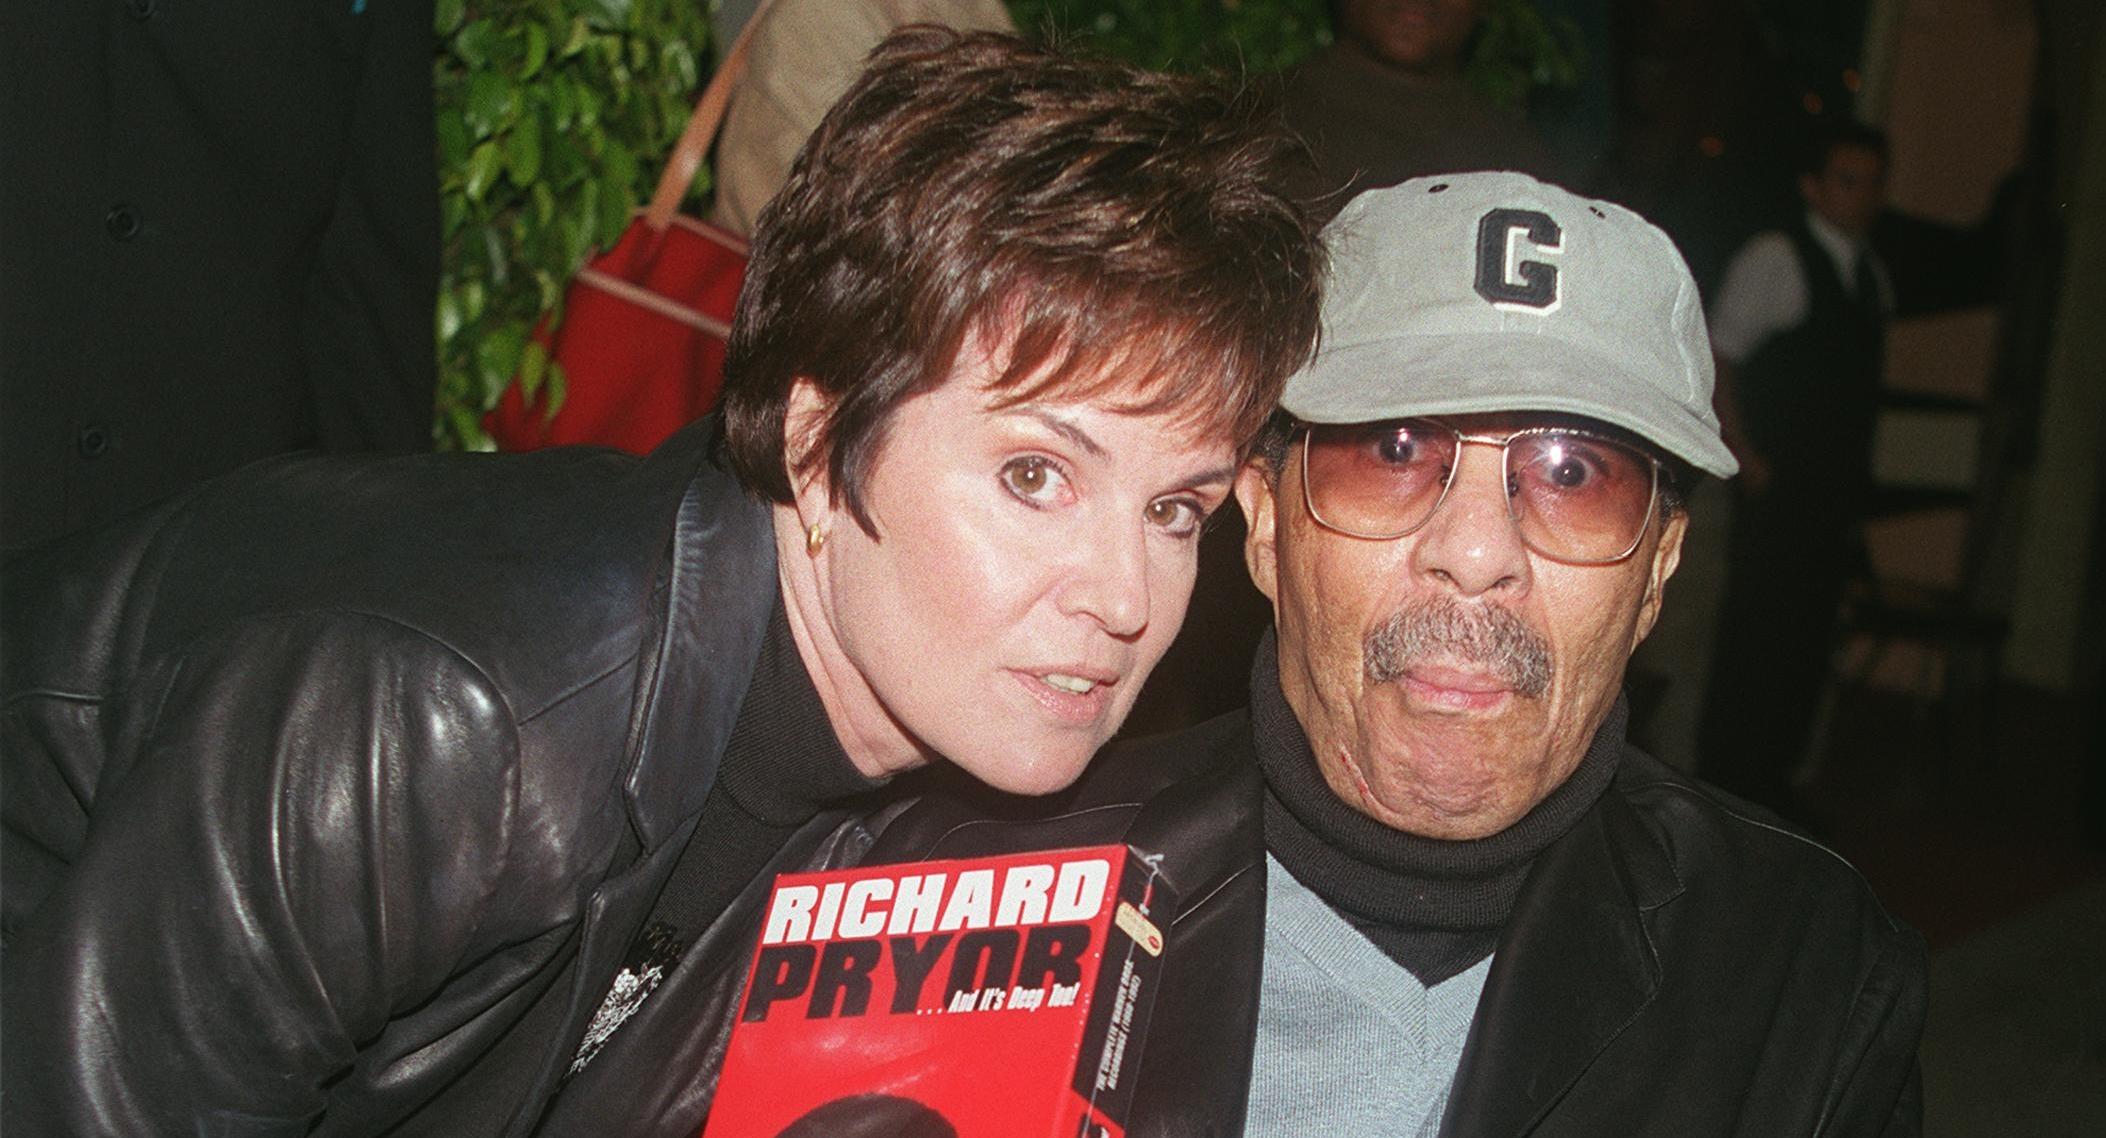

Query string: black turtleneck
1252 628 1625 985
647 594 885 939
569 595 882 1078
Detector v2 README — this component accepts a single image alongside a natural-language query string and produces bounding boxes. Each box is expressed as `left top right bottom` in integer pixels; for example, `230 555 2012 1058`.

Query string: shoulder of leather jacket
1607 746 1916 940
4 430 721 716
0 422 763 929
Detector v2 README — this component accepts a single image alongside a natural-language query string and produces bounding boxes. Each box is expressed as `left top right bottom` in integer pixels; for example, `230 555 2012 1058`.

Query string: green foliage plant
431 0 713 451
1470 0 1581 106
428 0 1574 450
1005 0 1331 74
1004 0 1576 103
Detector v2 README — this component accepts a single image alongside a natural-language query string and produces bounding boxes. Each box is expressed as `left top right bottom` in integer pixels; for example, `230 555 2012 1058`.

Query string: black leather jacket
1 419 1926 1135
2 423 783 1136
857 710 1927 1137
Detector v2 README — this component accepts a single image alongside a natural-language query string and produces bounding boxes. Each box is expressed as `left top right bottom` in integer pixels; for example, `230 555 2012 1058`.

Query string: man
0 0 438 550
1148 0 1559 730
1699 120 1893 813
865 173 1926 1135
1280 0 1553 216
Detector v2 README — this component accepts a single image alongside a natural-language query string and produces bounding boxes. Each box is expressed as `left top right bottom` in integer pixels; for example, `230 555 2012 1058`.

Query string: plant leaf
522 23 549 80
504 114 543 186
463 141 502 203
452 17 498 70
560 15 590 58
434 0 465 38
436 107 470 168
476 324 527 405
436 288 463 344
463 69 512 138
518 337 550 400
543 358 568 420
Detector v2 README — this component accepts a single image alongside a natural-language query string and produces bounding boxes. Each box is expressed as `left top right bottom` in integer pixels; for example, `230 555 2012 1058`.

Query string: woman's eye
1144 496 1206 538
1000 456 1068 506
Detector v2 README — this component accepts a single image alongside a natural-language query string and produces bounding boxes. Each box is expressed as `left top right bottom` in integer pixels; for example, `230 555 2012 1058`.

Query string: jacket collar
1440 749 1685 1137
620 422 780 850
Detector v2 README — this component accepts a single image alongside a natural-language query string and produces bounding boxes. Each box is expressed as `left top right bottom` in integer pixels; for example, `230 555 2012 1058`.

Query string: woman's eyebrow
1183 463 1239 489
1014 406 1235 488
1017 407 1106 458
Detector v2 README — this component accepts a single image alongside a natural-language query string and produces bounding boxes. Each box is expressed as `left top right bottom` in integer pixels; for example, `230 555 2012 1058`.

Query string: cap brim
1283 331 1741 478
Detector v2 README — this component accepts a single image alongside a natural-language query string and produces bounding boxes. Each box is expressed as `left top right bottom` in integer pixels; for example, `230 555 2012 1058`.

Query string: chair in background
1797 388 2016 787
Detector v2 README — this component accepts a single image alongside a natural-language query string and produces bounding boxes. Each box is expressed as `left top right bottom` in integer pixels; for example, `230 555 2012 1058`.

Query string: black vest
1735 221 1885 497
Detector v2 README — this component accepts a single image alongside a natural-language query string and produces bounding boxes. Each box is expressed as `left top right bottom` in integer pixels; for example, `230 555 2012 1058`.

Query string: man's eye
1376 433 1419 465
1144 496 1206 538
1000 456 1067 505
1525 438 1616 494
1547 457 1593 489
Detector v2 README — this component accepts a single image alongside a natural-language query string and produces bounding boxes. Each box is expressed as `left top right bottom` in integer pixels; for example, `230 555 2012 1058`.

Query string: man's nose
1408 444 1532 597
1059 517 1151 639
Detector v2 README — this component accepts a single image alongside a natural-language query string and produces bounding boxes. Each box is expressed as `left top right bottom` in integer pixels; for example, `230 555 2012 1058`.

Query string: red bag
484 13 762 454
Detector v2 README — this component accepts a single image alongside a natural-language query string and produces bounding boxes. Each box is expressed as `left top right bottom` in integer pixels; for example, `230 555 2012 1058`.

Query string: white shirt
1708 210 1893 365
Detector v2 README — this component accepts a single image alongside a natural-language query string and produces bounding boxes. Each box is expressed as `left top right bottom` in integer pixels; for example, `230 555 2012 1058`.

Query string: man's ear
1632 509 1688 648
783 378 834 522
1235 459 1281 605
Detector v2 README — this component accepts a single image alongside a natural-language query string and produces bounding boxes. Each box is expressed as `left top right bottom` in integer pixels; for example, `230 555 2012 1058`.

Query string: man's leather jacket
856 710 1928 1137
2 424 793 1135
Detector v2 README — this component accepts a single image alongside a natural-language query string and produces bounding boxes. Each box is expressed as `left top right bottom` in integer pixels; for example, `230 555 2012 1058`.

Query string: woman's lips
1010 667 1118 726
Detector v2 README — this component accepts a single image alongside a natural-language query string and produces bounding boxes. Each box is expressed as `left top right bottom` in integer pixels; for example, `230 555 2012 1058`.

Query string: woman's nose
1058 518 1152 639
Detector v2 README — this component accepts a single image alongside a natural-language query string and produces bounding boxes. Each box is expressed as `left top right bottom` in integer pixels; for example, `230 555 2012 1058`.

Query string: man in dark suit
1699 121 1893 813
0 0 439 549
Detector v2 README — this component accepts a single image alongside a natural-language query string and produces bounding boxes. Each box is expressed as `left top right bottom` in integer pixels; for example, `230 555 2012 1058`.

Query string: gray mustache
1364 598 1554 698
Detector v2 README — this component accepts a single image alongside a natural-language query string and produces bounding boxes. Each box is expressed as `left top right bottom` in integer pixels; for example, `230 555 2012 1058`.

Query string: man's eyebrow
1018 407 1107 458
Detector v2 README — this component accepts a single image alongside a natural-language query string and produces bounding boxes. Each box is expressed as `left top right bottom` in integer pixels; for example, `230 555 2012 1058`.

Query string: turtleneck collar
1251 627 1626 983
717 594 883 826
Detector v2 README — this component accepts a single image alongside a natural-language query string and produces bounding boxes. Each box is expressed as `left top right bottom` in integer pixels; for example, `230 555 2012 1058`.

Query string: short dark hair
720 28 1326 532
1799 117 1889 179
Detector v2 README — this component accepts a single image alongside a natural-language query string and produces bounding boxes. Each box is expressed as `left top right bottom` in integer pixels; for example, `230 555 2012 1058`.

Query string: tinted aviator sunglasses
1297 418 1663 565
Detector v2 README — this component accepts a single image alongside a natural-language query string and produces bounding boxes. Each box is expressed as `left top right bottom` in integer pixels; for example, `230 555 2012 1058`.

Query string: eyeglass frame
1294 417 1665 566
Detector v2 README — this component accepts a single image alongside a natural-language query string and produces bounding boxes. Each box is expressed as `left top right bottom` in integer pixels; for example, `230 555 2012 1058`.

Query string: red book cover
701 845 1175 1138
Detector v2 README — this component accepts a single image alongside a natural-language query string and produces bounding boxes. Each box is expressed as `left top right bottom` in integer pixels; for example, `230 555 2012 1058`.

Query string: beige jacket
711 0 1015 234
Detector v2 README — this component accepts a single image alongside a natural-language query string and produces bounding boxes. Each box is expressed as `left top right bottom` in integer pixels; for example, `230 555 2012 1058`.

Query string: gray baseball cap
1284 173 1738 478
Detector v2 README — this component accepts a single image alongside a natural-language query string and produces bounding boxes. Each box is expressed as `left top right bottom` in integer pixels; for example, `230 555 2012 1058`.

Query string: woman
0 28 1322 1136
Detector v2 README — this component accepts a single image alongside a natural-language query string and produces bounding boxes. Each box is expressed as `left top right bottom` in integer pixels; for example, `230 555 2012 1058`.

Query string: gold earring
806 522 828 557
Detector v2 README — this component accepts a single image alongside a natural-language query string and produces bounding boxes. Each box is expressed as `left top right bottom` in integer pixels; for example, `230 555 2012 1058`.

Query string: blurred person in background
1280 0 1554 216
707 0 1015 237
0 0 439 551
1698 119 1892 817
